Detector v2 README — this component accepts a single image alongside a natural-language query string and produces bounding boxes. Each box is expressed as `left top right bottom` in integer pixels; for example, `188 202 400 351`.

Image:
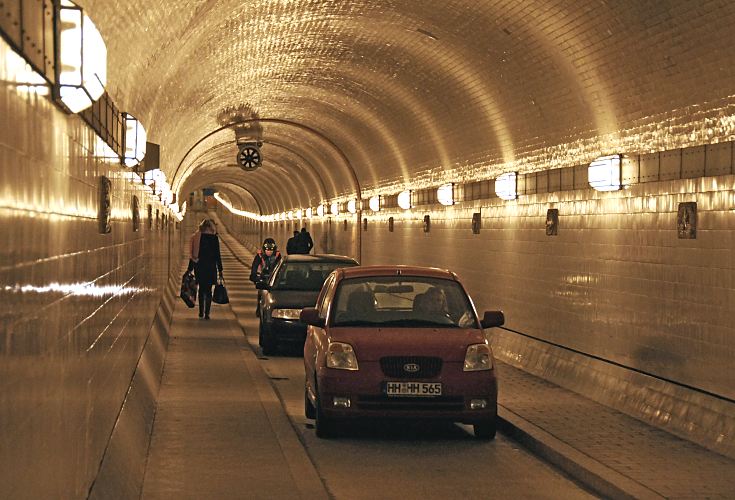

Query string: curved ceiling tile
213 184 261 214
83 0 735 206
184 165 289 215
184 139 328 206
180 168 282 215
186 146 314 212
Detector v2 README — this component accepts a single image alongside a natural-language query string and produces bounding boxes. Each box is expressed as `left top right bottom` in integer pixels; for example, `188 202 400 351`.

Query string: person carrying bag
213 275 229 304
189 218 224 319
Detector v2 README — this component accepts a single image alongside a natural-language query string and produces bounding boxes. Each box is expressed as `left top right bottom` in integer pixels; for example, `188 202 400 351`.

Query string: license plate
385 381 442 397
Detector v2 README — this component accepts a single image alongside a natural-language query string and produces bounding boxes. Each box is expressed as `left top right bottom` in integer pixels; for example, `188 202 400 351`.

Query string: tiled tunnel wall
0 41 181 498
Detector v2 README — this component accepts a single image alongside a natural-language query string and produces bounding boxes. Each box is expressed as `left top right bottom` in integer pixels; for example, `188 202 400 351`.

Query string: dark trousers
199 284 213 316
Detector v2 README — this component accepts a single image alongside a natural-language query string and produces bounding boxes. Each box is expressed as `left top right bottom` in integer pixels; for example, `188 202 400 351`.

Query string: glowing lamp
122 113 147 167
317 205 325 217
306 207 313 218
495 172 518 201
287 211 294 220
588 154 622 191
347 199 357 214
437 183 454 206
57 0 107 113
397 190 412 210
296 209 303 219
330 202 339 216
369 196 381 212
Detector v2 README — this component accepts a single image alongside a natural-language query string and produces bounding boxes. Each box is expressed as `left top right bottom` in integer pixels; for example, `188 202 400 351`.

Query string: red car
301 265 505 439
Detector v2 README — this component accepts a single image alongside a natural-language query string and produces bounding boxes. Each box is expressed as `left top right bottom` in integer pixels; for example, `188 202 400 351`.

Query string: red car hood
327 327 486 362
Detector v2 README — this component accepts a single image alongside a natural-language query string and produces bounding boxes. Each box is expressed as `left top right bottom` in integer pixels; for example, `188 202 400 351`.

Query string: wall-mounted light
347 199 357 214
397 190 412 210
437 183 454 206
588 154 622 191
287 211 294 220
56 0 107 113
306 207 313 218
295 209 303 219
330 202 339 216
122 113 147 167
317 205 325 217
369 195 381 212
495 172 518 200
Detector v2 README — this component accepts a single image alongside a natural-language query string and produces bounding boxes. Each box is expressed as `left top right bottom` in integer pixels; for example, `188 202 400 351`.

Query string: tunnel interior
1 1 734 497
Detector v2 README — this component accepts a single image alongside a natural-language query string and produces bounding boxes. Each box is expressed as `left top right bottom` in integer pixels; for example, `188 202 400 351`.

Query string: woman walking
189 218 223 319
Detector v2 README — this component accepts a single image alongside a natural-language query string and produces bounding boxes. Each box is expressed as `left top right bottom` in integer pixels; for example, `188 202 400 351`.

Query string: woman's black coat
195 233 223 287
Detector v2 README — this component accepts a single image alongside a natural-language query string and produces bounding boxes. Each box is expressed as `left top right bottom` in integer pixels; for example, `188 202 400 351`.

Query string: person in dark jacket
189 218 223 319
286 231 299 255
250 238 282 315
250 237 281 283
295 227 314 254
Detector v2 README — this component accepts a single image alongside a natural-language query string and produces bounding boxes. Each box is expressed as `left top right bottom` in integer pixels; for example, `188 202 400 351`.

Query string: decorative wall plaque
98 176 112 234
472 212 481 234
546 208 559 236
677 202 697 239
132 195 140 232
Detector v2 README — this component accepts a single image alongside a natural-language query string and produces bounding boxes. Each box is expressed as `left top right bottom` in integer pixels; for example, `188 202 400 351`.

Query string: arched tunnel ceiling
82 0 735 213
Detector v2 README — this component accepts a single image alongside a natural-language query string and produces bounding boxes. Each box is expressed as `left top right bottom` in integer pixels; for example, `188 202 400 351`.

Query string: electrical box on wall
472 212 481 234
677 202 696 239
546 208 559 236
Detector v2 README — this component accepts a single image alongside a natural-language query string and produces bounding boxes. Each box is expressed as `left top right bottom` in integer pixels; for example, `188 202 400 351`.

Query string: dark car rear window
273 261 358 291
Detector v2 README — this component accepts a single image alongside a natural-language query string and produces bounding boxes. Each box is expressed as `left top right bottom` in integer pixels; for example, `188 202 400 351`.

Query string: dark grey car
256 254 359 355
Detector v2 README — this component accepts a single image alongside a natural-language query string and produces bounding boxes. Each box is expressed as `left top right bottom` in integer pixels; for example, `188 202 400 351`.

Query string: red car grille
357 395 464 411
380 356 443 378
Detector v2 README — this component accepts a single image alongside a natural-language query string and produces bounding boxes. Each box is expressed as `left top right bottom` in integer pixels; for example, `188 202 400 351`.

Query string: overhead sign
237 143 261 171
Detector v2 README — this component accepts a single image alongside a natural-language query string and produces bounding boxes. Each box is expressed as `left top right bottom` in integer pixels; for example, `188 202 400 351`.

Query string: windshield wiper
373 319 459 328
333 320 382 327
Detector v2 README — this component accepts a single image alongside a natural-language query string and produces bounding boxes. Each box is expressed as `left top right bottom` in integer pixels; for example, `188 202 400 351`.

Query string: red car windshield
331 276 478 328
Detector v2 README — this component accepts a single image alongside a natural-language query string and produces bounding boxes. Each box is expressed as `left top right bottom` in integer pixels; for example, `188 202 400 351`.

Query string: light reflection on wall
3 282 153 298
0 36 49 96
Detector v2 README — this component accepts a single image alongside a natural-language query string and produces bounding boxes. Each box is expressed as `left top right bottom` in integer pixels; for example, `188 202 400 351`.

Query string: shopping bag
213 277 229 305
179 271 197 308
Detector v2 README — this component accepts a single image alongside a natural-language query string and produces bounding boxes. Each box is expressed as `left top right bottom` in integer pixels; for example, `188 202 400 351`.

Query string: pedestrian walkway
496 363 735 499
139 242 328 499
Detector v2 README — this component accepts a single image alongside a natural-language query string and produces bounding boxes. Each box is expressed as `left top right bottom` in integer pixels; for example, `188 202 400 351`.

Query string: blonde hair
199 219 216 233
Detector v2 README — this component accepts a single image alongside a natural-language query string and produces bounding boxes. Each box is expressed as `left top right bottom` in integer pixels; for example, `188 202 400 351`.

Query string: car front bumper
316 362 498 424
264 318 308 344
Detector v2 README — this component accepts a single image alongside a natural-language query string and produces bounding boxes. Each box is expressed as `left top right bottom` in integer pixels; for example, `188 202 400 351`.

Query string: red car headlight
464 343 494 371
326 342 359 370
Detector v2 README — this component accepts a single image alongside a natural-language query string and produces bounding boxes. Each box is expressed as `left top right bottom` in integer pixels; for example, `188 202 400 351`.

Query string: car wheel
260 322 277 355
473 418 497 440
304 384 316 419
315 386 335 438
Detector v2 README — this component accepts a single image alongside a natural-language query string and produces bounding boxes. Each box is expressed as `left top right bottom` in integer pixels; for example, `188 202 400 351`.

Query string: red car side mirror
300 307 325 328
480 310 505 329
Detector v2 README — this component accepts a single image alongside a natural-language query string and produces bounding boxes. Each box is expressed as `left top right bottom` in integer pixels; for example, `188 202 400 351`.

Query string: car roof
336 265 457 280
282 254 358 264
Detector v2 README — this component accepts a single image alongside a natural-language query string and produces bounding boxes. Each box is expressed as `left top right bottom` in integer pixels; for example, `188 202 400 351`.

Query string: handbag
179 271 197 308
213 276 229 304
